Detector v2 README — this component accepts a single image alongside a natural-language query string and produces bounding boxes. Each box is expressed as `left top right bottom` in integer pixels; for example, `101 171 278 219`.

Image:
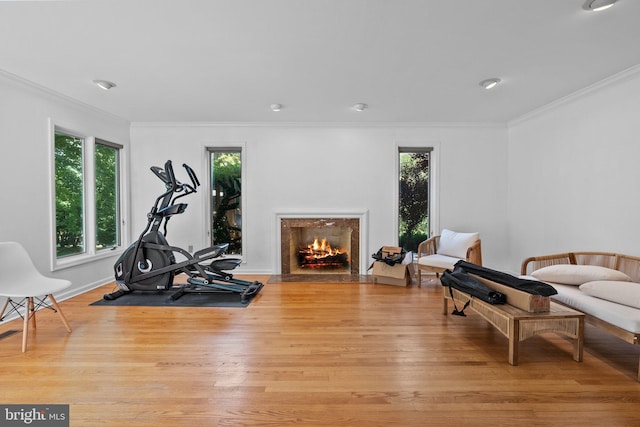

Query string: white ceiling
1 0 639 124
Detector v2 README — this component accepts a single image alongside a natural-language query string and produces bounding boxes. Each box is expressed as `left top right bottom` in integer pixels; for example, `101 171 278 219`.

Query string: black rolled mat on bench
453 260 558 296
90 288 257 308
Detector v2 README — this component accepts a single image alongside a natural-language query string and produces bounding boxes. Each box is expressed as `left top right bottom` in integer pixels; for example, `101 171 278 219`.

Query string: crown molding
130 121 507 129
509 64 640 127
0 68 129 125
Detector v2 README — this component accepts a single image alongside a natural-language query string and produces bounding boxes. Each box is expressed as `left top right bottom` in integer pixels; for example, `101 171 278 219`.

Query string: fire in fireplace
298 237 349 270
280 217 360 275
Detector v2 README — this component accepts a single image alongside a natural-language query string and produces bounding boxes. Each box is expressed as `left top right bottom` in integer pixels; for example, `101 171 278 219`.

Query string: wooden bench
443 287 585 365
522 251 640 380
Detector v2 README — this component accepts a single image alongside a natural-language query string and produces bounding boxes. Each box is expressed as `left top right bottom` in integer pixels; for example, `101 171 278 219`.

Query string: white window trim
204 141 247 262
48 119 126 271
394 141 440 245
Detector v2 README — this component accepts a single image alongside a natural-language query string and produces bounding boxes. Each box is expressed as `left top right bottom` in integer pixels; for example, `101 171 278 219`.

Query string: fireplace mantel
274 209 369 275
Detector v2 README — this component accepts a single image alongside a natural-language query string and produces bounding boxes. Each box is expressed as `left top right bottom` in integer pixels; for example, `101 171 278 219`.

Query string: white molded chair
0 241 72 352
416 229 482 285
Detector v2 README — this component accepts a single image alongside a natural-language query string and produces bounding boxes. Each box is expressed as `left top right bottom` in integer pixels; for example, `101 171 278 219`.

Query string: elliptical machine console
105 160 263 302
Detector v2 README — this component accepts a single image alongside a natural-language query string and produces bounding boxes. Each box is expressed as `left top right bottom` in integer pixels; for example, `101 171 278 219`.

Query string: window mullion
84 137 96 255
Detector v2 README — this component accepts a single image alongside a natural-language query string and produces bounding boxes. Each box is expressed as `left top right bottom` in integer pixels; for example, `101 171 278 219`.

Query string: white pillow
436 229 479 259
580 281 640 309
531 264 631 285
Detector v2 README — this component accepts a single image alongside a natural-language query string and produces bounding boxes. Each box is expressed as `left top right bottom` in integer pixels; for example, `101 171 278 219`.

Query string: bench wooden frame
443 286 585 365
522 252 640 380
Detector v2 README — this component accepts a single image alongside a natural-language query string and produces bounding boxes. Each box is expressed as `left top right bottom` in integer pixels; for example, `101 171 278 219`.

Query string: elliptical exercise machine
104 160 263 302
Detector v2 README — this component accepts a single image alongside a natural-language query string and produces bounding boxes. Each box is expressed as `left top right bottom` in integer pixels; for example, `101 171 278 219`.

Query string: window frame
205 143 247 259
53 128 87 259
394 142 440 250
49 120 125 271
94 138 123 251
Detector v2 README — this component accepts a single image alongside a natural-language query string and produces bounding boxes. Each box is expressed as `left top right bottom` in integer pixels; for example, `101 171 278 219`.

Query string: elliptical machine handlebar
150 166 170 185
183 163 200 188
170 163 200 203
164 160 177 190
150 160 178 189
150 161 200 196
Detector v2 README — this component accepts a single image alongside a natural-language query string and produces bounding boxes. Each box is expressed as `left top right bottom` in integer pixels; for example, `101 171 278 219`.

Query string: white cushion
531 264 631 285
418 254 460 270
579 281 640 309
551 283 640 334
436 229 479 259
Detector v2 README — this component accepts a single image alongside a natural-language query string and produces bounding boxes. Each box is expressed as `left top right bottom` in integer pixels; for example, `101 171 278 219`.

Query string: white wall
0 72 131 299
10 61 637 293
2 59 637 304
507 68 640 272
0 67 516 299
130 124 510 273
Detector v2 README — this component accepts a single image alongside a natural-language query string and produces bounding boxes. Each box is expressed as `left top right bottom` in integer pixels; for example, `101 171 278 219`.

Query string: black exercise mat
90 288 255 307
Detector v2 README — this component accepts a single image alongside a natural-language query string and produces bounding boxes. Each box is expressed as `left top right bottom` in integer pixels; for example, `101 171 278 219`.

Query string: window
53 127 122 266
208 148 243 255
398 148 431 253
54 131 85 257
94 140 121 250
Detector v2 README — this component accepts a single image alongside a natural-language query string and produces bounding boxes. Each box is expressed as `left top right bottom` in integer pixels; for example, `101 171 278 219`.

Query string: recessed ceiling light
352 103 368 111
479 78 501 90
270 103 283 112
582 0 617 11
93 80 116 90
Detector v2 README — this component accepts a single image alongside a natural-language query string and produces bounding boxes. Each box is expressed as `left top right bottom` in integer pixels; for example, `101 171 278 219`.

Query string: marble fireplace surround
274 209 369 275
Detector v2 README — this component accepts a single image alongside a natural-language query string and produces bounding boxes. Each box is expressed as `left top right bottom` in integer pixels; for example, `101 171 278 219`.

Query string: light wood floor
2 275 640 426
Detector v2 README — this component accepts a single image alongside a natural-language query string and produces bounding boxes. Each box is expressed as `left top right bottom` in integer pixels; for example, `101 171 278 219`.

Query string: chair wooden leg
22 297 33 352
417 269 422 287
20 295 71 352
29 297 36 329
48 294 72 333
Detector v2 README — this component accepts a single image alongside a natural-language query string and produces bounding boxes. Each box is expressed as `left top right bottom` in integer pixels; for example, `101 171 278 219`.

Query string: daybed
521 251 640 380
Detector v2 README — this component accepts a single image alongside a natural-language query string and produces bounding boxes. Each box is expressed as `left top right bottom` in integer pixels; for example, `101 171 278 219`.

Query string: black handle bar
164 160 177 189
183 163 200 188
150 160 199 194
150 166 170 184
150 160 177 189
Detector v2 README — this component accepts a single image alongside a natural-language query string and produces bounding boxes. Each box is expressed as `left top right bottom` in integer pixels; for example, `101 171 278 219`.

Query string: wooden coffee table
443 287 585 365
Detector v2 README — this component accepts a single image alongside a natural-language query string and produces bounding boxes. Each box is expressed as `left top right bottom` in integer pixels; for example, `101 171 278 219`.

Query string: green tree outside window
210 150 242 255
399 151 430 253
95 142 119 249
55 133 85 257
54 131 121 258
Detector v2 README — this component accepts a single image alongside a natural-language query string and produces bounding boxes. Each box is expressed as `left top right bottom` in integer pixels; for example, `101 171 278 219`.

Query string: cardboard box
380 246 403 259
371 251 415 287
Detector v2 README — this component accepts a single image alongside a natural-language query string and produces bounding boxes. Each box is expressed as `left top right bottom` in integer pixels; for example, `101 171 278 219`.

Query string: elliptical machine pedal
240 281 264 303
103 289 129 300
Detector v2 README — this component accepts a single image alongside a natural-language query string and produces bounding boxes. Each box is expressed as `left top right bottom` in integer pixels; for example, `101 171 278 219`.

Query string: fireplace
281 218 359 275
275 210 368 277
